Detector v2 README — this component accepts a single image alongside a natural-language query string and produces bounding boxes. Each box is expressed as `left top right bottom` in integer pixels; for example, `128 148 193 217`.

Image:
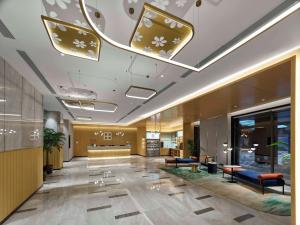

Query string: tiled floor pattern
3 156 291 225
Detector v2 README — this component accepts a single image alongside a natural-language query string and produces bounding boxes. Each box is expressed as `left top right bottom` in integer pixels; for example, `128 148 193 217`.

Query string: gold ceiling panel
41 16 101 61
130 3 194 59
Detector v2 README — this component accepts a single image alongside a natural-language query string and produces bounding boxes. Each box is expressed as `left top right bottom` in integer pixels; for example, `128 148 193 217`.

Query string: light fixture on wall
0 99 6 102
130 3 194 59
41 16 101 61
247 143 259 153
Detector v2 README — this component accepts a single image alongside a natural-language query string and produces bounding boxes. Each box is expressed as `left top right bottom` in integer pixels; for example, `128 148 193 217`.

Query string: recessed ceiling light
233 105 238 108
160 74 164 78
261 98 266 102
76 116 92 121
125 86 157 100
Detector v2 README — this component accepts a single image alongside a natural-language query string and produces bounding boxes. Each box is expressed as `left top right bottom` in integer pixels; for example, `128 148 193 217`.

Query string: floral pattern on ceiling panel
42 0 105 32
130 4 193 59
123 0 195 20
43 16 101 61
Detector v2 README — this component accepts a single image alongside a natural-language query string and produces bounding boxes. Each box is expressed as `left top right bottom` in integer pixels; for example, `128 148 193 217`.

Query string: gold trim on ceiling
129 3 194 60
41 15 101 61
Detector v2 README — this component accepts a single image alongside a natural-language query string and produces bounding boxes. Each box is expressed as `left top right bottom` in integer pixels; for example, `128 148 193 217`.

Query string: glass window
232 107 290 184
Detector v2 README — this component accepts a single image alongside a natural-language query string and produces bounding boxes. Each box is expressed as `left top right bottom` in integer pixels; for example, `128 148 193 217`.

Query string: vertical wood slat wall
0 148 43 222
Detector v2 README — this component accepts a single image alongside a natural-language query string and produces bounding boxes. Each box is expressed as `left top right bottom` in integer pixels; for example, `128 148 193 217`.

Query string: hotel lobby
0 0 300 225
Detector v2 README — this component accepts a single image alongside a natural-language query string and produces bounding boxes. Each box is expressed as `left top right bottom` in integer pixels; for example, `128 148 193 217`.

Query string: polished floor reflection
4 156 290 225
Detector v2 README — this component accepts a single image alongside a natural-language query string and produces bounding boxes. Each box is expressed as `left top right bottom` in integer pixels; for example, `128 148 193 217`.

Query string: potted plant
43 128 65 175
187 139 196 157
267 141 290 172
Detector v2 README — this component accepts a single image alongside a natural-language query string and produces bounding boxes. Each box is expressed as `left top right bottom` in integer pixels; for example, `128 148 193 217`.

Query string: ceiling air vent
0 19 15 39
143 81 176 104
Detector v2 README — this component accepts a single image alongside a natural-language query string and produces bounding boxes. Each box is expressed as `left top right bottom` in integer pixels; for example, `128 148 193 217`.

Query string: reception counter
87 145 131 158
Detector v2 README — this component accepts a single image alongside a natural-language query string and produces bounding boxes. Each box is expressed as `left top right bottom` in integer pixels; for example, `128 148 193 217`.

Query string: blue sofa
175 158 197 167
236 170 285 194
222 168 285 194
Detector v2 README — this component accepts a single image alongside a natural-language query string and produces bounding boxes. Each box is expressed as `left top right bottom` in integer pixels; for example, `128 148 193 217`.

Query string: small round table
207 162 218 174
223 165 241 183
191 163 199 172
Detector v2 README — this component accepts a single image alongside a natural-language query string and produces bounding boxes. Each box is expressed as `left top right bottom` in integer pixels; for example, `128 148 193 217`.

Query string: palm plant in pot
43 128 65 175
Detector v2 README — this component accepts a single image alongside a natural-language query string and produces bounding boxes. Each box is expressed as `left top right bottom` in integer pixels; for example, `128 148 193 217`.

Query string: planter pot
46 164 53 174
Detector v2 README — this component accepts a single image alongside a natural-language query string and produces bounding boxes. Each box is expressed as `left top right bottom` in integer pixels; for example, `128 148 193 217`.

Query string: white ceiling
0 0 299 124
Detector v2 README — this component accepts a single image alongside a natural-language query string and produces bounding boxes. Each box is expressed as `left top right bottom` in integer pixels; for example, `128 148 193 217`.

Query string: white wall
200 115 230 165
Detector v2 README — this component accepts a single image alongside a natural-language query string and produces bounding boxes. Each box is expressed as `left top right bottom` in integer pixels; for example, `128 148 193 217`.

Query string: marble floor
4 156 291 225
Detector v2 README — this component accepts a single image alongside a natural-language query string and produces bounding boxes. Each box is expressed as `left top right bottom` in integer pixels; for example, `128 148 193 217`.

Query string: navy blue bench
175 158 197 167
236 170 285 194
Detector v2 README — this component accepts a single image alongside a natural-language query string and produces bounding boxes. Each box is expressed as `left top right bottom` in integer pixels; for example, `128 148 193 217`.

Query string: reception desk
87 145 131 158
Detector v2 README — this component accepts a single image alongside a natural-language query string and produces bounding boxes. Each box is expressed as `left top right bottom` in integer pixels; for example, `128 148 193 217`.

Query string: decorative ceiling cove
130 3 194 59
42 16 101 60
42 0 105 32
123 0 195 20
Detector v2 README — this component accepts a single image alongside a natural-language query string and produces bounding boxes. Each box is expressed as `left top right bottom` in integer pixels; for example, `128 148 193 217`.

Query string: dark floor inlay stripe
153 181 168 185
142 175 149 177
234 214 255 223
87 205 112 212
135 170 143 172
16 208 37 213
105 183 121 186
103 175 116 178
196 195 212 200
115 211 140 220
175 184 186 187
168 191 184 196
89 173 103 176
194 207 214 215
36 191 50 194
159 177 170 180
109 193 128 198
88 190 107 194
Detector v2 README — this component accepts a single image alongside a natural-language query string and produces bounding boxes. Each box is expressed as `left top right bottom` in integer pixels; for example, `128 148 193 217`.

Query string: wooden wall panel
0 148 43 223
136 127 146 156
73 126 137 157
183 122 194 157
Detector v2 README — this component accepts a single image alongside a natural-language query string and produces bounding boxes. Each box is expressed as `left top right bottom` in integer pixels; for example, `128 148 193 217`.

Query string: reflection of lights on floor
87 163 131 168
150 184 160 191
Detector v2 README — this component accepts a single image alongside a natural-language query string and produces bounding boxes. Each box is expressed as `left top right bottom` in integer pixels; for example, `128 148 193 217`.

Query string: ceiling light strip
126 45 300 125
195 0 300 73
79 0 300 72
76 116 92 121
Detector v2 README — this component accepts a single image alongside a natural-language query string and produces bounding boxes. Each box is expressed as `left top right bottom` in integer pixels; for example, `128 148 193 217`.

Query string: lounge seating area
165 156 198 167
223 167 285 194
